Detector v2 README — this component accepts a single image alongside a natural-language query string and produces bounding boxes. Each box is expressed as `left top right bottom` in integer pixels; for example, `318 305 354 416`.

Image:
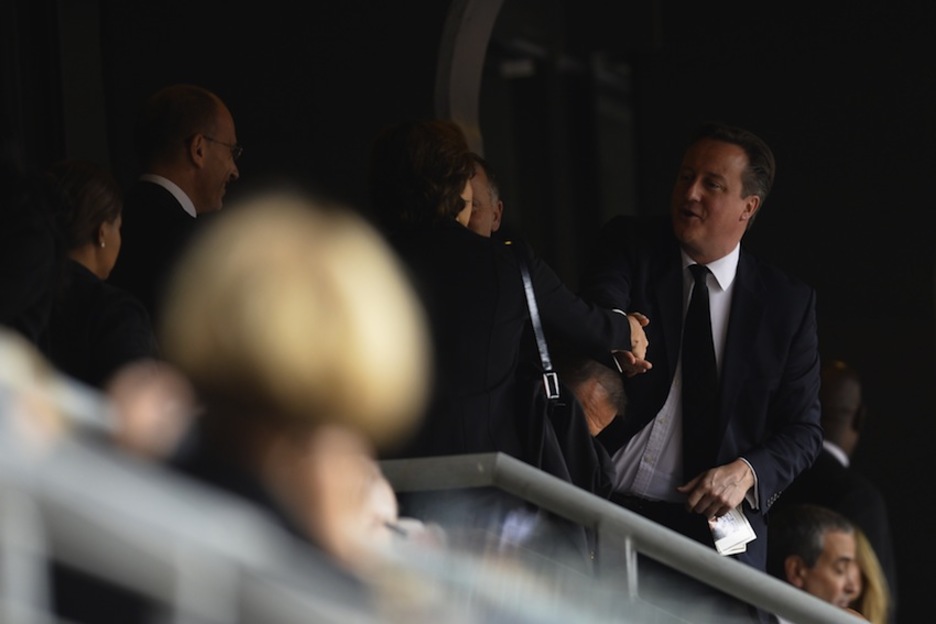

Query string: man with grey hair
767 504 864 621
466 153 504 238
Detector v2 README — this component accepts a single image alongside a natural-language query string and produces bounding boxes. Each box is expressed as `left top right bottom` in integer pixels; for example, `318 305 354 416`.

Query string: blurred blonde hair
851 527 890 624
159 191 430 448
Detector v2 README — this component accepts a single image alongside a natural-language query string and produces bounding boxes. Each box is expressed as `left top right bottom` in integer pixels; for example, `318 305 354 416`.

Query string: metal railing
381 452 868 624
0 419 384 624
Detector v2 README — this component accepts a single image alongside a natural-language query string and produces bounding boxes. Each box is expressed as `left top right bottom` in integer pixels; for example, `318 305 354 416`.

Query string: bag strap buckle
543 371 560 400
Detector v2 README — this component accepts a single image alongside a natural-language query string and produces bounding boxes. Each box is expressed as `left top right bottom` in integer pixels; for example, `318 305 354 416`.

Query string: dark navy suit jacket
580 215 823 571
109 180 209 324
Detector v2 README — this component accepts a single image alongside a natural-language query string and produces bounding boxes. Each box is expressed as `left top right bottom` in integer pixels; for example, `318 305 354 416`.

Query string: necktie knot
689 263 710 288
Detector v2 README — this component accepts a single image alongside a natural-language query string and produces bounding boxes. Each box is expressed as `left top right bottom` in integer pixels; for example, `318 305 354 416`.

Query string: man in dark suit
775 360 897 619
109 84 241 323
579 122 823 578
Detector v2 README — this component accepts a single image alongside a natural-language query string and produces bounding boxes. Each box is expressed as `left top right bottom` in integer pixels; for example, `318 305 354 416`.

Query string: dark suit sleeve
740 286 823 511
525 246 632 371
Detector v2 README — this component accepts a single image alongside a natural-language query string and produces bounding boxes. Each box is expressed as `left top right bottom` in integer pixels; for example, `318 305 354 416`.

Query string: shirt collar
680 243 740 291
139 174 197 218
822 440 850 467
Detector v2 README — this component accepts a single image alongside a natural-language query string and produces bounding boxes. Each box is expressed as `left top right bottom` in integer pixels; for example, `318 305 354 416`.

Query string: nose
230 164 240 182
683 177 703 202
843 568 861 599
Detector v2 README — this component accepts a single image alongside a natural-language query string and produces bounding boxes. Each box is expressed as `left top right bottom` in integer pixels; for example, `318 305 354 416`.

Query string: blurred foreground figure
161 191 431 576
105 358 196 460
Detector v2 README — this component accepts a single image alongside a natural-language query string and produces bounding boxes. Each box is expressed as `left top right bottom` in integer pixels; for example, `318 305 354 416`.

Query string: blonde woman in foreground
161 191 431 577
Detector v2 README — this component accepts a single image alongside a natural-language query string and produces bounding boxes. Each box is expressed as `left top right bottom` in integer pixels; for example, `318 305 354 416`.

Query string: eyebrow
702 171 728 182
680 166 728 181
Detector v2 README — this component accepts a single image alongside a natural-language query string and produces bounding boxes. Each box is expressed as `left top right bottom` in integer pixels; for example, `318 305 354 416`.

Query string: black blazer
47 260 159 388
387 220 632 461
108 180 207 323
580 215 823 570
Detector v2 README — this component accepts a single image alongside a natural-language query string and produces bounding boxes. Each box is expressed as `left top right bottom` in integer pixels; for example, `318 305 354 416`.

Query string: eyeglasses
203 135 244 161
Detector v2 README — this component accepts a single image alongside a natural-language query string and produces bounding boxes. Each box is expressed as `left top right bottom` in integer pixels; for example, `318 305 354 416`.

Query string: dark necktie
681 264 719 481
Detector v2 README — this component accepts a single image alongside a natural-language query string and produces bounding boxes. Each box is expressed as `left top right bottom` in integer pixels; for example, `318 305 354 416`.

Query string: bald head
135 84 224 168
134 84 240 213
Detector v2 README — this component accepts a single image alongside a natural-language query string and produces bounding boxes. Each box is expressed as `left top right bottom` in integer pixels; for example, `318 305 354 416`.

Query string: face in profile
670 139 759 264
199 102 240 213
467 166 503 238
788 529 860 608
455 180 473 227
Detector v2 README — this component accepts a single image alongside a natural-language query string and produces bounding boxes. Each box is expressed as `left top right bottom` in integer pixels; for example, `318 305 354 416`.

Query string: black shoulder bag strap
511 242 560 400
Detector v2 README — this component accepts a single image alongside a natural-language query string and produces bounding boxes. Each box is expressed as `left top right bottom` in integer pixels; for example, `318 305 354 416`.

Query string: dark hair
46 160 123 250
767 504 854 580
691 122 775 204
469 153 501 201
368 119 474 229
134 84 222 168
555 353 628 417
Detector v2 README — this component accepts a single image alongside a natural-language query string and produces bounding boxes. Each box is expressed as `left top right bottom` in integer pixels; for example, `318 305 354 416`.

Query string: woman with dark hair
369 119 649 489
368 119 475 231
370 120 644 459
45 159 158 388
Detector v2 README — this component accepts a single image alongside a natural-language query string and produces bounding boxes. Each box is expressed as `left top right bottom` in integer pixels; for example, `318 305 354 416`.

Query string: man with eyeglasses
110 84 242 324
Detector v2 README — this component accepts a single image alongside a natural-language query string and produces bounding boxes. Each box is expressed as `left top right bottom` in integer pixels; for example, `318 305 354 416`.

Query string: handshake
613 311 652 377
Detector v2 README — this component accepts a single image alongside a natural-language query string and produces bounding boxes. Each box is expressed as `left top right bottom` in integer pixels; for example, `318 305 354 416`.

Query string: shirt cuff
739 457 759 510
611 310 628 373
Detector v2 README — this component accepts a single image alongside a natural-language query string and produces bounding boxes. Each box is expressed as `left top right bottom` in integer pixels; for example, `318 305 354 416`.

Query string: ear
188 133 208 168
853 404 868 432
491 199 504 233
784 555 808 588
739 195 760 222
96 223 107 248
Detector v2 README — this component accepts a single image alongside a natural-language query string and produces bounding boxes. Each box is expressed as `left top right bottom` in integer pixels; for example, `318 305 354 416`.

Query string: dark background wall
4 1 932 621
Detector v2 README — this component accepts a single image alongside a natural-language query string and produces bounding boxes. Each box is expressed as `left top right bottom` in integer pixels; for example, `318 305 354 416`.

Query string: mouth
677 206 702 220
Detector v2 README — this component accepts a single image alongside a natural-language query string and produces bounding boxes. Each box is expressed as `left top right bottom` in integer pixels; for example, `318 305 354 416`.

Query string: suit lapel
716 250 766 447
653 251 684 384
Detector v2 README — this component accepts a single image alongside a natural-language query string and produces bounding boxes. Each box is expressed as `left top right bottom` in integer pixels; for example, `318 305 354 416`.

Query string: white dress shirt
140 173 197 218
612 244 754 503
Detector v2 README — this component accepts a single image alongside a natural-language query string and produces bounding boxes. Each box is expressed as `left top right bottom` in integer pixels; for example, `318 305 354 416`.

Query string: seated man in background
766 504 867 623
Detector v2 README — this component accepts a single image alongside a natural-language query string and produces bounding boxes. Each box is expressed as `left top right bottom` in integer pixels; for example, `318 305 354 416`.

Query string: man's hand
676 458 754 519
613 312 652 377
626 312 650 359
